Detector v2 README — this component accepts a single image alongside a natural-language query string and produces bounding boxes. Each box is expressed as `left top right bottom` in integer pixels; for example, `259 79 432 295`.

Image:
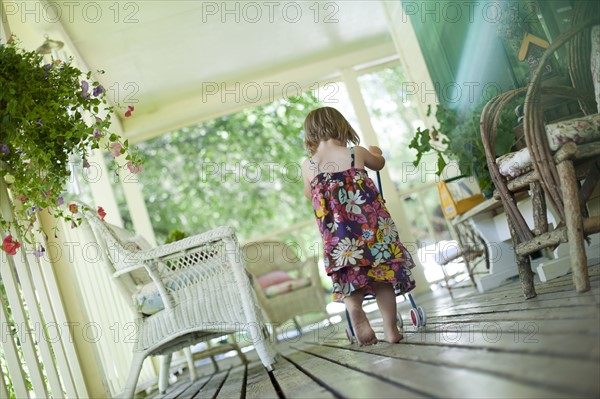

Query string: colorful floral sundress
309 147 416 303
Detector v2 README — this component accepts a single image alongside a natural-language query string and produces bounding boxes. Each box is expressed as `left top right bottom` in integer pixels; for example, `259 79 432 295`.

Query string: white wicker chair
242 240 327 333
81 206 277 398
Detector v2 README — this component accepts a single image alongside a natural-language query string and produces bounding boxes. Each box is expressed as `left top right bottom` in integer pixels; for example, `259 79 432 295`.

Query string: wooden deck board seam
319 343 596 397
177 372 216 399
396 339 599 361
425 286 600 311
425 288 600 313
210 367 231 399
267 368 286 399
424 303 600 319
427 272 600 306
290 347 437 399
241 363 248 399
280 354 346 399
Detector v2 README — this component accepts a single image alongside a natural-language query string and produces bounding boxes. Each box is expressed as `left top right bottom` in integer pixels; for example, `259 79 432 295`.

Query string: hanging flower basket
0 37 142 254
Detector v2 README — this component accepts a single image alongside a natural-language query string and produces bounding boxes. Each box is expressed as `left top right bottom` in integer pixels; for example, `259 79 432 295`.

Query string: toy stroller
345 171 426 344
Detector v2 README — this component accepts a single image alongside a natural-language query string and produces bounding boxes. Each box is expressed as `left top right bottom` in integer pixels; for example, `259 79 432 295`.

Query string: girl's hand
358 146 385 171
368 146 383 155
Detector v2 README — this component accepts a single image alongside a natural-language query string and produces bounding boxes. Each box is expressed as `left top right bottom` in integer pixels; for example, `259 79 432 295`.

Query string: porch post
87 149 124 227
340 68 429 295
110 118 157 246
37 210 107 398
381 0 439 125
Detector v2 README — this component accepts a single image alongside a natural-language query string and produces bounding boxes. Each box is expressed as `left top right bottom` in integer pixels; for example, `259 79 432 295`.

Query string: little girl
301 107 416 345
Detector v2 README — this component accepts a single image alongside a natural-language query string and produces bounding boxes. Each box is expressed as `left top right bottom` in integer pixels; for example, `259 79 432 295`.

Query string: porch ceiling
6 1 396 142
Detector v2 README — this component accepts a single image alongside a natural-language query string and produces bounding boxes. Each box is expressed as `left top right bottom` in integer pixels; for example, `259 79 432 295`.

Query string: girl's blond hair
303 107 360 155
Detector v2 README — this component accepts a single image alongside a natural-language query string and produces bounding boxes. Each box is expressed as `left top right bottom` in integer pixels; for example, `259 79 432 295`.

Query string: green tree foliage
130 93 321 242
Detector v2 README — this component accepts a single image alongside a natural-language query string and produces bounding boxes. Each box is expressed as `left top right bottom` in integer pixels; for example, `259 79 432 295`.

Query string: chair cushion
545 114 600 151
256 271 293 290
263 278 311 298
133 283 165 315
132 267 201 315
497 147 532 178
496 113 600 177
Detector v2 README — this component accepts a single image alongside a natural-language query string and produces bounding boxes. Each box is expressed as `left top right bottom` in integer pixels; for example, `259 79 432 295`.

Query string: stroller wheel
417 307 427 327
410 308 421 327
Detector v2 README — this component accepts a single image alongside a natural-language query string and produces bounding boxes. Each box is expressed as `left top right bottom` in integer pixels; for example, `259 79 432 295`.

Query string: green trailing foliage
409 102 517 195
0 38 141 253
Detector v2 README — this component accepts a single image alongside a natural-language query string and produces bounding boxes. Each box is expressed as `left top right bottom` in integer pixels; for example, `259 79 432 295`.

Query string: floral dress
309 147 416 303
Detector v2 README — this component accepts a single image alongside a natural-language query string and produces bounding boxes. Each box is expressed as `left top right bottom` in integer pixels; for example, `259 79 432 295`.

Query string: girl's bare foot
383 324 403 343
349 308 378 345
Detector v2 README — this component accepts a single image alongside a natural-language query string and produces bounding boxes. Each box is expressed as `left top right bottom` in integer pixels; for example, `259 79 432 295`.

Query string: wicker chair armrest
137 226 235 261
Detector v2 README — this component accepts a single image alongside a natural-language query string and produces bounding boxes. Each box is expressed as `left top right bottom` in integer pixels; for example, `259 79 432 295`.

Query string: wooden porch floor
144 264 600 398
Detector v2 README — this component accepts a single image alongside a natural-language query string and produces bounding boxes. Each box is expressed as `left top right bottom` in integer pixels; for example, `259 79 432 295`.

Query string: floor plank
141 262 600 399
270 356 336 398
244 363 279 399
324 342 599 396
294 341 574 398
193 367 231 399
215 364 246 399
284 347 427 398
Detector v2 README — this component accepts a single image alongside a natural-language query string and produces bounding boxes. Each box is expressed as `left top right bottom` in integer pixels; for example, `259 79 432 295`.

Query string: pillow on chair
256 271 293 290
106 223 153 285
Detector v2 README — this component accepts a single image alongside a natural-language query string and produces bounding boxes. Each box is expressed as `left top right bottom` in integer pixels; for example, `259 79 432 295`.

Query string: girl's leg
343 289 378 346
371 282 403 343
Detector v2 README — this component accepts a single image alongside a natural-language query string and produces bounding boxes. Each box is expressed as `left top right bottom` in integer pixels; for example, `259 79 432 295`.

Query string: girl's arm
355 146 385 171
301 159 315 199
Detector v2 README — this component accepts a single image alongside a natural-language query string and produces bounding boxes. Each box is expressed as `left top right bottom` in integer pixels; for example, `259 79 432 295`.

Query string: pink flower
97 206 107 222
127 161 142 174
109 142 123 158
124 105 135 118
2 235 21 255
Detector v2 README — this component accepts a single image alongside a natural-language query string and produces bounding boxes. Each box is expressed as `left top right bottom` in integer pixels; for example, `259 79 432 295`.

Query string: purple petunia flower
93 85 104 97
36 118 42 126
82 158 90 168
93 128 102 139
81 80 90 99
33 245 45 257
57 196 64 206
0 144 9 155
43 64 51 79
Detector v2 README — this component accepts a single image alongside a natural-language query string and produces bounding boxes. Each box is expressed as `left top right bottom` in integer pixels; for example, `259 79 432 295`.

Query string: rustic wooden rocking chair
81 205 277 398
480 6 600 298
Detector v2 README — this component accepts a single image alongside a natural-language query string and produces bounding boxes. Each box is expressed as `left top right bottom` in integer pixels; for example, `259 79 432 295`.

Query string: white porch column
110 118 157 246
88 149 124 228
381 0 439 126
340 68 429 295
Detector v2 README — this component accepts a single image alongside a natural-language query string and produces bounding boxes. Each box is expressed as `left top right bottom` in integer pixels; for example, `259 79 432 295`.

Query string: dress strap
350 147 355 168
308 158 318 175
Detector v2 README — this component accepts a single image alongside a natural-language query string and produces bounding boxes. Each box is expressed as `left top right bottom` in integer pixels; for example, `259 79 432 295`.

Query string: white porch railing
60 215 157 396
0 177 87 398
